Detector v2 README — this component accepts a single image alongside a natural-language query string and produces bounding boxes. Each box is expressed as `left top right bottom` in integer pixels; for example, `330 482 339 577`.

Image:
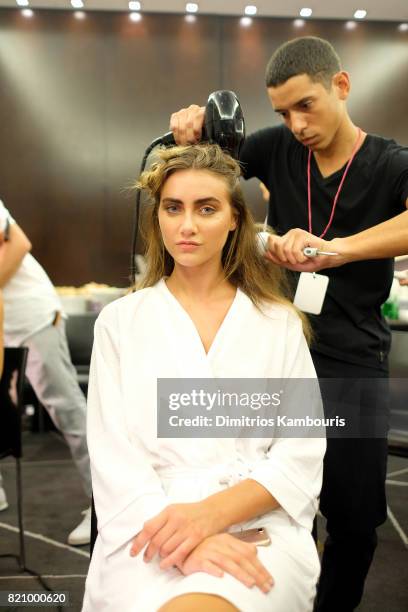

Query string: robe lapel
153 279 213 377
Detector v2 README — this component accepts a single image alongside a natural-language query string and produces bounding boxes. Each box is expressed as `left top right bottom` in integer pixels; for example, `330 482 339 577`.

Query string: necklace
307 127 362 238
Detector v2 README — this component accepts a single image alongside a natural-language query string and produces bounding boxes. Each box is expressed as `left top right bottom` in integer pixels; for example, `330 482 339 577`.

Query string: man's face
267 73 349 151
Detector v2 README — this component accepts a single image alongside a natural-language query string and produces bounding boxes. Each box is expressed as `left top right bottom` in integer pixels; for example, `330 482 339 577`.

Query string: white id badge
293 272 329 315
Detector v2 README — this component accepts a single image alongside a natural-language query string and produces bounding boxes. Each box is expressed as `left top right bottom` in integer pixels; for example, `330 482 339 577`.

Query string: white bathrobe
83 279 325 612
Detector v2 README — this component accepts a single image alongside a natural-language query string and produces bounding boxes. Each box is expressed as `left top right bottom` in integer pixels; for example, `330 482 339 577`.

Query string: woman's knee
158 592 238 612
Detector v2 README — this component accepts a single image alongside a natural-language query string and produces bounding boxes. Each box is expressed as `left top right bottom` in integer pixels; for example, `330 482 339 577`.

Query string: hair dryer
159 90 245 159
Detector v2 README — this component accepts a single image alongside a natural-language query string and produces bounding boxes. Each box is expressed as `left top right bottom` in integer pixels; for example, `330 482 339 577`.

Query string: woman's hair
135 144 311 342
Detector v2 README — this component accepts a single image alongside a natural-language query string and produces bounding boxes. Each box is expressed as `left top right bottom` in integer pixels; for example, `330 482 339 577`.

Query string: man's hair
265 36 342 89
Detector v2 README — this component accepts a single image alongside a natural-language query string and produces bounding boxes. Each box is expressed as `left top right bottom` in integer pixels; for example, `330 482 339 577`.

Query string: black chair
0 347 29 569
65 313 98 395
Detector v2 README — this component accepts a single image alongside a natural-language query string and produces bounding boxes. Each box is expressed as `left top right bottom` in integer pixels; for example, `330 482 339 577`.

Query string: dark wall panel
0 10 406 285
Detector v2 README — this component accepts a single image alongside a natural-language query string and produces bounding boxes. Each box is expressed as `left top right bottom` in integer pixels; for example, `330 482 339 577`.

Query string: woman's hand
180 533 274 594
130 501 221 569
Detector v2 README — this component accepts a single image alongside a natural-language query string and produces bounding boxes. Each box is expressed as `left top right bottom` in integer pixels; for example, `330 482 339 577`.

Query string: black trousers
311 351 389 612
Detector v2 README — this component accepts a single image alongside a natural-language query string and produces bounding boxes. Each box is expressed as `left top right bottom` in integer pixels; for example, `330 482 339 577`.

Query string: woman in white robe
83 144 326 612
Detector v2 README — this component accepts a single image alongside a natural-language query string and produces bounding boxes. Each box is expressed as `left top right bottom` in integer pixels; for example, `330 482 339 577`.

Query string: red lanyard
307 128 362 238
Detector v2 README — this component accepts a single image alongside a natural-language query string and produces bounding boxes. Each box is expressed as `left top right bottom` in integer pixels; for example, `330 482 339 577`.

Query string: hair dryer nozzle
204 90 245 159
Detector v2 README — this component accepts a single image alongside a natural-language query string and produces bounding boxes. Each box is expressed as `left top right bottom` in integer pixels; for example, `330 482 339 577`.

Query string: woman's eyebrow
194 197 221 204
161 197 221 205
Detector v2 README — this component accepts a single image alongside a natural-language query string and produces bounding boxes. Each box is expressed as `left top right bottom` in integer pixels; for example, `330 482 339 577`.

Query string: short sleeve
87 310 169 557
388 144 408 211
240 126 284 182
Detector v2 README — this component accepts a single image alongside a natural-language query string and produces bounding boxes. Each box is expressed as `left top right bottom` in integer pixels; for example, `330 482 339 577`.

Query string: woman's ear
230 210 238 231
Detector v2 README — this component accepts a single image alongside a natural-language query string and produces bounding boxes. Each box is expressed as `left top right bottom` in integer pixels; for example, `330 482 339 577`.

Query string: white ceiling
0 0 407 23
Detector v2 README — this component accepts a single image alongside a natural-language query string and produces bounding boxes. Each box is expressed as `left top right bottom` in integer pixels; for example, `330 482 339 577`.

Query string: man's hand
129 501 221 569
169 105 205 145
180 533 274 594
264 229 349 272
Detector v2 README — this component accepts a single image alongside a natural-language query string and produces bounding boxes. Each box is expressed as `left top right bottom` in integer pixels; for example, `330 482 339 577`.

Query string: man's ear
332 71 351 100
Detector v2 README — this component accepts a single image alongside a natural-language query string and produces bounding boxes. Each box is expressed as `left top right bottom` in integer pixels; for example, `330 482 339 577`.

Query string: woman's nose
180 212 197 234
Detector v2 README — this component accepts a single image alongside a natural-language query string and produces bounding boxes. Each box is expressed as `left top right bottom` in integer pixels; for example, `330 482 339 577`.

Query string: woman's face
158 169 237 270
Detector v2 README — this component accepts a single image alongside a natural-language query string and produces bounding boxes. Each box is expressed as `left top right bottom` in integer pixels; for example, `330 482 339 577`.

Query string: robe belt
157 460 262 488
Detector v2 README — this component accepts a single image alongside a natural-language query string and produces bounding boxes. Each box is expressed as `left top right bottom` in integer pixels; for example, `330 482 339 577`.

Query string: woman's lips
177 242 200 252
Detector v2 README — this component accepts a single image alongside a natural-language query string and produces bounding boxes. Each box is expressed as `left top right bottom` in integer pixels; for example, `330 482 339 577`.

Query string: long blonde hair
135 144 311 342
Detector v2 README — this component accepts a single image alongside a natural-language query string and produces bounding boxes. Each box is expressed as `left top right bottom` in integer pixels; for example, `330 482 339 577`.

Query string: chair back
65 313 97 367
0 347 29 459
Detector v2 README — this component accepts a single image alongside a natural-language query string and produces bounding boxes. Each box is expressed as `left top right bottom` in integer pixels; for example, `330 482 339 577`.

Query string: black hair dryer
160 90 246 159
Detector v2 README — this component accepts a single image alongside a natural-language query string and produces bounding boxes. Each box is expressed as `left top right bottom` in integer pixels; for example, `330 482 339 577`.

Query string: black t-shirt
240 125 408 370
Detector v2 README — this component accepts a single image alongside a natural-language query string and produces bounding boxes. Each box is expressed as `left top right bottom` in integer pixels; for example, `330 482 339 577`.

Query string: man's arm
264 202 408 272
333 205 408 262
0 222 32 287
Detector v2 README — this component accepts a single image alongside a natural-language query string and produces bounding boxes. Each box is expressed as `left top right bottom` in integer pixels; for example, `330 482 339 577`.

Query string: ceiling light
185 14 196 23
22 8 33 17
293 19 305 28
345 20 357 29
299 8 312 17
74 11 85 19
71 0 84 8
16 0 29 6
240 16 252 27
129 12 142 22
129 1 141 9
354 9 367 19
186 3 198 12
244 5 257 16
398 23 408 31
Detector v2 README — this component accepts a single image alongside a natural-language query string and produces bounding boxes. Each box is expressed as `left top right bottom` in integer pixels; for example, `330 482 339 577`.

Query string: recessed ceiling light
129 12 142 22
186 2 198 12
293 19 305 28
21 8 33 17
16 0 29 6
71 0 84 9
185 14 196 23
74 11 85 19
300 8 312 18
354 9 367 19
345 20 357 29
244 5 257 16
398 23 408 31
128 1 141 9
240 16 252 27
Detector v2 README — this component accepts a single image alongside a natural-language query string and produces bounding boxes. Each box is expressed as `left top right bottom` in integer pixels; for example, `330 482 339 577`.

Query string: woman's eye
165 205 179 213
200 206 215 215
